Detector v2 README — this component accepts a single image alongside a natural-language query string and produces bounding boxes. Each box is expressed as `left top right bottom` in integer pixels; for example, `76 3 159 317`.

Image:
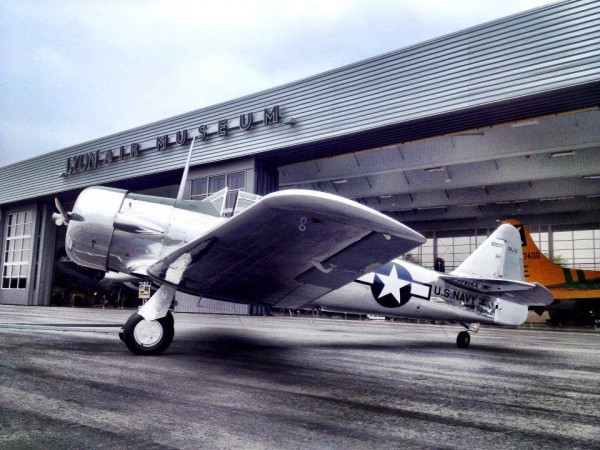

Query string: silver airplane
52 140 553 354
53 139 427 354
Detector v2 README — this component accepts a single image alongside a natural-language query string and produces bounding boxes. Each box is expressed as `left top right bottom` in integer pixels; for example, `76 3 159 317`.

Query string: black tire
122 312 174 355
456 330 470 348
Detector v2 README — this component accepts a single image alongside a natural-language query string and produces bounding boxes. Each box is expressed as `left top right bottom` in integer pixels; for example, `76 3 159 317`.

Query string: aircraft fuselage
312 259 527 326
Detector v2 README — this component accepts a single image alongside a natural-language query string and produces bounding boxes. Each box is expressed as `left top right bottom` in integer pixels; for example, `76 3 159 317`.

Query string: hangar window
552 227 600 271
2 211 33 290
403 233 434 269
190 171 247 216
436 230 488 272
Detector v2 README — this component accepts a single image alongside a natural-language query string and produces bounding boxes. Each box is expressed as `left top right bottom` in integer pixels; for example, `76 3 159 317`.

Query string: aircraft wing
439 275 554 306
147 190 426 309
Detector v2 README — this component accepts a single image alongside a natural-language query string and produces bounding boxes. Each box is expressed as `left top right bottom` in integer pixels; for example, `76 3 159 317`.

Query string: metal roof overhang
259 81 600 167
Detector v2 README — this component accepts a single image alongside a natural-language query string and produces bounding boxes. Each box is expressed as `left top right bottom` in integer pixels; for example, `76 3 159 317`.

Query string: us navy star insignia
376 265 411 302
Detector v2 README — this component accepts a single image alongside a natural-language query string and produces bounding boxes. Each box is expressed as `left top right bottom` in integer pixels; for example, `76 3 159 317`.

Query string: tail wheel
122 312 174 355
456 330 471 348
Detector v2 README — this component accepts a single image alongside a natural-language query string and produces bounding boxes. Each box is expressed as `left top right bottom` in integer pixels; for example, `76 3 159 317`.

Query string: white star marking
376 265 411 303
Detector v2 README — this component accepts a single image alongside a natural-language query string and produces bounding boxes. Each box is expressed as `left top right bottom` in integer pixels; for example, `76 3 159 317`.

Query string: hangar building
1 0 599 308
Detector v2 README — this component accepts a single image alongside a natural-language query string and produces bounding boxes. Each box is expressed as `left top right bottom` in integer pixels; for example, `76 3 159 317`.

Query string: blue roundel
370 262 413 308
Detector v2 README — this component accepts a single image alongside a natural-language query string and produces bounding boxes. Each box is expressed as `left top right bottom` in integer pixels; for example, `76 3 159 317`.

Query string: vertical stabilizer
505 219 560 285
451 224 524 281
505 219 600 287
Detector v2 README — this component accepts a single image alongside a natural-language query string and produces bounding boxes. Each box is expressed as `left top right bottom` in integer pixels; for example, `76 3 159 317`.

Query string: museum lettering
63 105 281 177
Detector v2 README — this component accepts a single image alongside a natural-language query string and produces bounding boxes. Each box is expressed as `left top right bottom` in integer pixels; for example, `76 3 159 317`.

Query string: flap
147 190 425 309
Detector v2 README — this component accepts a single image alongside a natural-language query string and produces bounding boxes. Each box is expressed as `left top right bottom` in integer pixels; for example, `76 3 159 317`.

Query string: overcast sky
0 0 556 167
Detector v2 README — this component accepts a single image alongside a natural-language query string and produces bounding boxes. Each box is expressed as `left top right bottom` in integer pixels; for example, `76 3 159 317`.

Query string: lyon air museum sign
63 105 285 177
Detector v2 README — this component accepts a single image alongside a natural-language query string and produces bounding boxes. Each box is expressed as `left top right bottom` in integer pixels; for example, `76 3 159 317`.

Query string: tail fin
451 224 524 281
505 218 600 287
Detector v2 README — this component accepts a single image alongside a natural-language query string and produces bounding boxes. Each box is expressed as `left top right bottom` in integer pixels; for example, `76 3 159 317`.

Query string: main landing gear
120 285 178 355
122 311 175 355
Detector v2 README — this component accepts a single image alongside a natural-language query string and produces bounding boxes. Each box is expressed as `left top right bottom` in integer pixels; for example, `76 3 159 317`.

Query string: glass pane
574 239 593 250
190 177 208 197
227 171 246 190
22 238 30 250
16 224 24 237
208 175 225 194
575 249 594 259
10 278 17 289
554 241 572 251
17 212 25 225
574 230 593 239
2 278 9 289
553 231 571 241
24 223 32 235
18 278 27 289
25 211 33 224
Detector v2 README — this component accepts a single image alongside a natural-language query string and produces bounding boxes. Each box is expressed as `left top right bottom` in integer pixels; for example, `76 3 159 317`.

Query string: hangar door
1 206 36 305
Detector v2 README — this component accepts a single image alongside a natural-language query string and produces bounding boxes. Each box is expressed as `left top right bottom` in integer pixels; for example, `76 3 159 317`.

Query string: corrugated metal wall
1 0 598 205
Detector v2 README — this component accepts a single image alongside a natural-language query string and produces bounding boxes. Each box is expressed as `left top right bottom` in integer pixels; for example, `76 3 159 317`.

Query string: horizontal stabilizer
440 275 532 293
440 275 554 306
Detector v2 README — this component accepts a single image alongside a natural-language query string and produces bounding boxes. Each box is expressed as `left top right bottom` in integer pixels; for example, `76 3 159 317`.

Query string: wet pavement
1 305 599 449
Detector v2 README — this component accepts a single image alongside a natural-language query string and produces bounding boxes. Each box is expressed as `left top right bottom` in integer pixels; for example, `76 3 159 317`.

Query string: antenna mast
176 137 196 201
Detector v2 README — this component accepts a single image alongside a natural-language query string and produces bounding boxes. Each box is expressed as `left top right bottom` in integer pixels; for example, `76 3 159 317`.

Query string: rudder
505 219 565 286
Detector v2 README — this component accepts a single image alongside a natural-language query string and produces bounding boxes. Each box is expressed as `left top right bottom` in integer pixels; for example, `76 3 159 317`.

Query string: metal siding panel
2 0 599 204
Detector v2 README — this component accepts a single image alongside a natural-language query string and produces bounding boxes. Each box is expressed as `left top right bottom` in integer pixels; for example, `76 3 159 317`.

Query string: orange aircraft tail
505 219 600 300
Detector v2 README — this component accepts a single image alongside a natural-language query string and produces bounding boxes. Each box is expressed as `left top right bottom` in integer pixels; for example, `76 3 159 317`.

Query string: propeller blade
54 197 69 225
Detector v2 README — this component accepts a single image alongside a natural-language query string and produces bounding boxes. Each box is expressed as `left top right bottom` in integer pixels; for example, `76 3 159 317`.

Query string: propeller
52 197 70 226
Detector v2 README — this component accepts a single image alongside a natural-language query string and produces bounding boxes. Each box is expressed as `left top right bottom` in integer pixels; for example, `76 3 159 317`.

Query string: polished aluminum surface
66 187 126 270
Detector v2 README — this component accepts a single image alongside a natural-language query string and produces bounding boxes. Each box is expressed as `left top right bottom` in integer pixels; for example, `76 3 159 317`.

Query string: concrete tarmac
1 305 599 449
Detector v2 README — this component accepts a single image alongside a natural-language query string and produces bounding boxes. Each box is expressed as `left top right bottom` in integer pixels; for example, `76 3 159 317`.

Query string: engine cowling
65 187 127 271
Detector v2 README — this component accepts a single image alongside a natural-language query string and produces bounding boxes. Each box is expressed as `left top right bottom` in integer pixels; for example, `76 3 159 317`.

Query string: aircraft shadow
165 327 542 359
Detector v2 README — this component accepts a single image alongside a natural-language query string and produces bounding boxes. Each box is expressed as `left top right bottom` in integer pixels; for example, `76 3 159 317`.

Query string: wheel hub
133 319 163 347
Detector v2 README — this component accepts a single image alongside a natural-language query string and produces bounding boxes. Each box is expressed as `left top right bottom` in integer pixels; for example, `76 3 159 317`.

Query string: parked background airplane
506 219 600 326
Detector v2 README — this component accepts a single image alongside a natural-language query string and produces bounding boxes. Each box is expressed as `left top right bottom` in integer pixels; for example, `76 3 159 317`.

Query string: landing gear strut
456 330 471 348
122 311 174 355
